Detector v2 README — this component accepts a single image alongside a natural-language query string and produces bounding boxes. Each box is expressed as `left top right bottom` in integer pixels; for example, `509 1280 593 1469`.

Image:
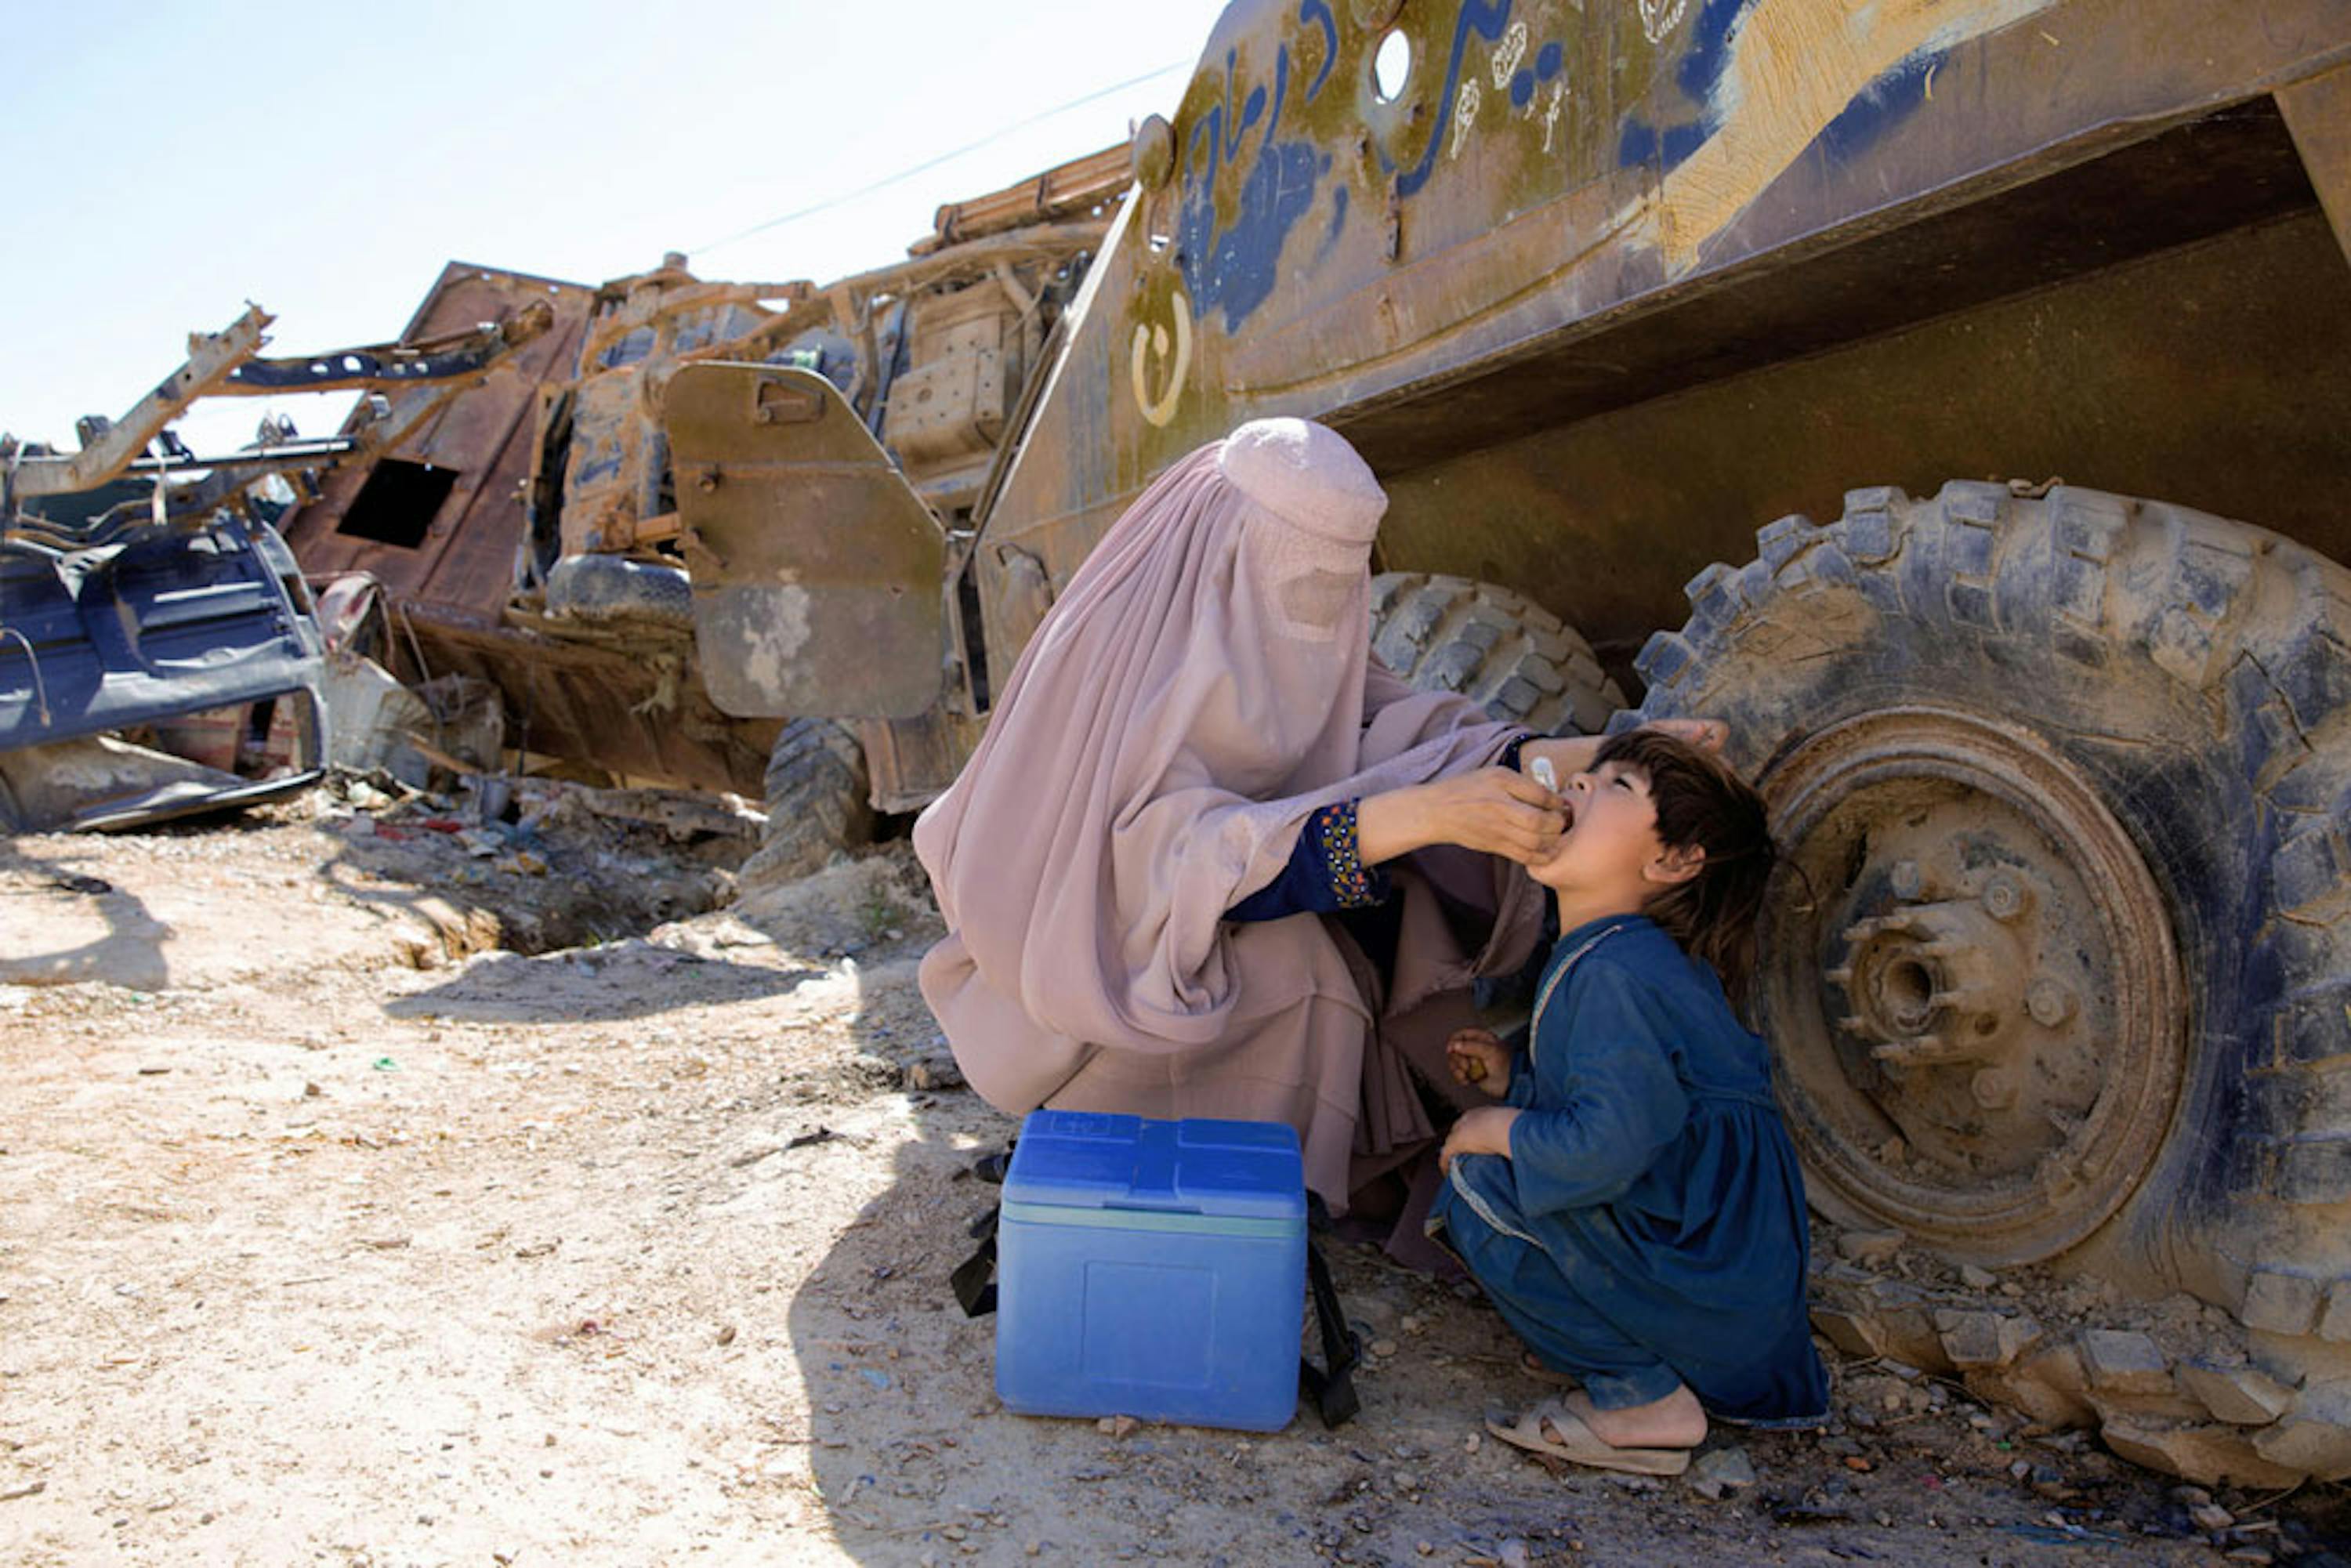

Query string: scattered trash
1834 1229 1905 1265
904 1055 964 1092
371 1056 399 1072
1686 1445 1758 1500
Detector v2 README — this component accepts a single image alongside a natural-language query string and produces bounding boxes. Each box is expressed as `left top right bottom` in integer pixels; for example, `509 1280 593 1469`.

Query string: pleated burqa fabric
913 418 1545 1211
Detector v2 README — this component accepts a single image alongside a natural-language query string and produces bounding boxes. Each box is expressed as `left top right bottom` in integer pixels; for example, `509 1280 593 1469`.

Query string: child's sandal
1485 1398 1690 1477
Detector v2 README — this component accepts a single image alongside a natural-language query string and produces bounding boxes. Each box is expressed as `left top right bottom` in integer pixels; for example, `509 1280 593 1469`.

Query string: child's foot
1563 1385 1707 1449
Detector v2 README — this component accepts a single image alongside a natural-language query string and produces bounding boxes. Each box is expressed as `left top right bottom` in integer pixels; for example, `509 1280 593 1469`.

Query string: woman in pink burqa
914 418 1694 1237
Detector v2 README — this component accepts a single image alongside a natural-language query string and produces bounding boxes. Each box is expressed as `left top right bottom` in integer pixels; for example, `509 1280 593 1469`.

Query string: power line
691 59 1186 259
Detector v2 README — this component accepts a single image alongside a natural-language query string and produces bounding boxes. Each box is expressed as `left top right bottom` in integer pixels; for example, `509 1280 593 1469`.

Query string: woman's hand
1440 1105 1521 1171
1517 719 1728 786
1356 768 1567 867
1446 1028 1512 1098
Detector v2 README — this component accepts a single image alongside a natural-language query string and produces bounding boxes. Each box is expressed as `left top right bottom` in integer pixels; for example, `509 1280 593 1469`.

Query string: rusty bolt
1980 872 2029 922
1889 860 1925 900
2026 978 2077 1028
1970 1068 2020 1111
696 465 722 493
1131 115 1176 190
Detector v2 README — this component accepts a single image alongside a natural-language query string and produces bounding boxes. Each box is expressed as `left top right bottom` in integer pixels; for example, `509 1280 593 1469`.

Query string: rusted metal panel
389 616 777 796
922 143 1135 249
1382 208 2351 669
666 364 947 721
2280 59 2351 263
9 308 270 498
282 263 595 629
556 260 812 559
973 0 2351 668
854 707 987 815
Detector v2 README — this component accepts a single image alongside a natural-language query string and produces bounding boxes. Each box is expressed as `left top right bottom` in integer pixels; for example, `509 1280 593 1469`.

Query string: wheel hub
1759 707 2186 1264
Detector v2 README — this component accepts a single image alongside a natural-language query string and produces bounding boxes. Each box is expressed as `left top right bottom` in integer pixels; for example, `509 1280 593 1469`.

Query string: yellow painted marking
1634 0 2056 273
1130 290 1193 428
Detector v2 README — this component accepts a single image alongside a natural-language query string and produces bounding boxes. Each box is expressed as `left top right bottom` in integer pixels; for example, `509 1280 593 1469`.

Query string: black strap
951 1204 1000 1317
1299 1237 1360 1429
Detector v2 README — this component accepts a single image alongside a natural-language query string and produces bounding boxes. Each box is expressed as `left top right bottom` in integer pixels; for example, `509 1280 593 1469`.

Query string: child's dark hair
1593 728 1777 998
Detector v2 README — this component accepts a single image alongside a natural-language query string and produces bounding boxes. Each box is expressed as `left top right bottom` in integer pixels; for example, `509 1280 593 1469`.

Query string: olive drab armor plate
667 362 947 720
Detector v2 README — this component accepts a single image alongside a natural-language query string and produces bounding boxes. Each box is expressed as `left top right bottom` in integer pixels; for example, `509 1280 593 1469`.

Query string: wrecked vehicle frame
0 302 552 830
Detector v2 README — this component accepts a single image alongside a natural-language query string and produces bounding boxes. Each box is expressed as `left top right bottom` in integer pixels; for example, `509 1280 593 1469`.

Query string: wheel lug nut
1980 872 2029 922
2026 978 2077 1027
1971 1068 2020 1110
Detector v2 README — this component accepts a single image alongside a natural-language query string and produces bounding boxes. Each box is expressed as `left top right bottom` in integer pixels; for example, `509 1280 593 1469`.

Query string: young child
1429 729 1828 1476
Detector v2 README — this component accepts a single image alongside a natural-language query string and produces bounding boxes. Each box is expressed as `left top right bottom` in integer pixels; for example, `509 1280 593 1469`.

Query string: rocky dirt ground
2 777 2347 1566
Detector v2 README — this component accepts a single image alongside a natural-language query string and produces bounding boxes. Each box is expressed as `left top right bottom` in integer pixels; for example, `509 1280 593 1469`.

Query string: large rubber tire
1631 481 2351 1394
543 553 692 628
752 718 875 885
1369 572 1625 734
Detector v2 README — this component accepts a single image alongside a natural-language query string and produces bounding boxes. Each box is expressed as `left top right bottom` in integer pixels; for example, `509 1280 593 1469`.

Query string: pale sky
0 0 1228 458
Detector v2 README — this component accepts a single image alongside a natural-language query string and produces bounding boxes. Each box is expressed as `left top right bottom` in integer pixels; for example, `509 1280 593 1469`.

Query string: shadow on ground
0 835 175 988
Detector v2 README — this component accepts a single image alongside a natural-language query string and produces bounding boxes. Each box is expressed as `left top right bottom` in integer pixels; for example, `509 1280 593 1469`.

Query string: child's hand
1446 1028 1512 1097
1440 1106 1520 1171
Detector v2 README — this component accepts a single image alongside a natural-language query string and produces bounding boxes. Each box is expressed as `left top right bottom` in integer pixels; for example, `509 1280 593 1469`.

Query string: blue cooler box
995 1110 1307 1432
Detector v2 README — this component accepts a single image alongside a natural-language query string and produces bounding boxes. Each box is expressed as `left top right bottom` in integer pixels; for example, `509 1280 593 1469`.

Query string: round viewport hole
1373 31 1412 103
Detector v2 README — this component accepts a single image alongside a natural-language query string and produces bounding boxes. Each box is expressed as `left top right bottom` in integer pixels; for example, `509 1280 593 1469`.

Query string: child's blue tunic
1430 914 1828 1423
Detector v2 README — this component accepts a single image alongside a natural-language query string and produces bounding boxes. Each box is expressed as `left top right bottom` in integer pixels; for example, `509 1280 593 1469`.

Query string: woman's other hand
1357 768 1567 867
1446 1027 1512 1097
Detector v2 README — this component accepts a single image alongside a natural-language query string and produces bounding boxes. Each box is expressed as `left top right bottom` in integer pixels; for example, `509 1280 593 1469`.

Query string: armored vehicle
670 0 2351 1479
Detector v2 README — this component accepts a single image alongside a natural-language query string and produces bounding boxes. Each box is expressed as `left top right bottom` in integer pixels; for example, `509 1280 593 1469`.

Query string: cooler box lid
1002 1111 1306 1222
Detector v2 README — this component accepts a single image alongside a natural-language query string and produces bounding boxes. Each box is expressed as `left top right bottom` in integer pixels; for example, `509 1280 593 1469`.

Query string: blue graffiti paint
1616 0 1753 172
1299 0 1337 102
1312 165 1349 267
1177 36 1328 331
1618 0 1939 179
1675 0 1749 105
1179 143 1323 331
1617 113 1710 172
1511 36 1563 113
1393 0 1516 200
1815 51 1936 162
